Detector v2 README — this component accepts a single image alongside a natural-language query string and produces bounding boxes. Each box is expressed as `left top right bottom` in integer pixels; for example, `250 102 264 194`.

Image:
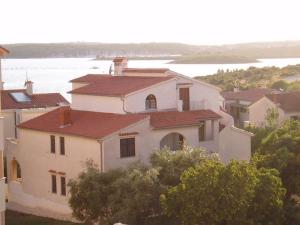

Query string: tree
150 146 218 186
161 160 285 225
255 120 300 196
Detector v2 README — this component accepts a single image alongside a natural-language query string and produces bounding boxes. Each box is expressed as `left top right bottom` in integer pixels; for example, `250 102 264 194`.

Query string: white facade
5 58 253 221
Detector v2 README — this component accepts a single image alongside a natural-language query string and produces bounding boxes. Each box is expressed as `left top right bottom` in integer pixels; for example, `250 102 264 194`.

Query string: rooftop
1 89 69 110
222 88 277 103
266 91 300 112
69 75 175 97
18 108 221 139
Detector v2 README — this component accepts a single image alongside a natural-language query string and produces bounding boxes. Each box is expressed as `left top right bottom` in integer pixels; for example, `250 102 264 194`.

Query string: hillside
2 41 300 63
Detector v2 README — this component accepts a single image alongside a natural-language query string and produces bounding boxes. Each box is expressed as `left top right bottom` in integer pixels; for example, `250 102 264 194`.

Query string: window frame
198 121 206 142
145 94 157 110
60 176 66 196
51 174 57 194
60 137 65 155
120 137 136 158
50 135 55 154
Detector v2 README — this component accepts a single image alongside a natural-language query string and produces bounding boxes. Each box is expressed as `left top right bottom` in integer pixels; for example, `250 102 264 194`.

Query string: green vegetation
169 54 258 64
6 210 77 225
68 147 287 225
197 64 300 91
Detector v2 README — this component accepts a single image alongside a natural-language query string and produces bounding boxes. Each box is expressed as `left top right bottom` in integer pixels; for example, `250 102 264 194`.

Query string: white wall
249 97 285 127
6 130 101 219
175 75 220 112
124 80 177 113
219 126 252 164
71 94 125 113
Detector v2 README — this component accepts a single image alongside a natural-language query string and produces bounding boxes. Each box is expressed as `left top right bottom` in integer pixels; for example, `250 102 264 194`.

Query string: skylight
10 92 31 103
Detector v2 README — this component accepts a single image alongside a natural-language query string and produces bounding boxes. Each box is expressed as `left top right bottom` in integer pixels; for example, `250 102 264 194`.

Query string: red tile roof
0 46 9 56
18 108 221 139
69 75 175 97
222 88 277 103
123 68 169 73
266 91 300 112
147 110 221 129
19 108 149 139
1 89 69 110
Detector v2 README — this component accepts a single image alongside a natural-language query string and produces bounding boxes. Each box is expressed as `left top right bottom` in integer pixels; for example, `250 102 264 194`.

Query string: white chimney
25 80 33 95
113 57 128 76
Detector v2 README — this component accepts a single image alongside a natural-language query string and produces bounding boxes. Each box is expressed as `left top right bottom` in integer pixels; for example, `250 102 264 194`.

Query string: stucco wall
219 126 252 164
71 94 124 113
125 80 177 113
249 97 285 127
175 76 220 112
6 129 101 218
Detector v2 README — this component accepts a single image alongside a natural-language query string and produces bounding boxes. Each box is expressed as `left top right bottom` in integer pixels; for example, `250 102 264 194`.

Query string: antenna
109 64 113 75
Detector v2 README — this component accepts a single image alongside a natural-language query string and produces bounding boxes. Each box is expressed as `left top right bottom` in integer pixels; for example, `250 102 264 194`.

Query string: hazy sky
2 0 300 45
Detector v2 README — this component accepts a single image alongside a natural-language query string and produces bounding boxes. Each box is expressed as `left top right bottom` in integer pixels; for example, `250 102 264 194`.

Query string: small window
198 121 205 142
240 107 247 113
120 138 135 158
50 135 55 153
145 94 157 110
51 174 57 194
60 137 65 155
61 176 66 196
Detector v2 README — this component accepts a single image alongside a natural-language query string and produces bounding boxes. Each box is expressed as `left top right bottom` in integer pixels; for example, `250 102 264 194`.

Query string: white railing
190 100 207 110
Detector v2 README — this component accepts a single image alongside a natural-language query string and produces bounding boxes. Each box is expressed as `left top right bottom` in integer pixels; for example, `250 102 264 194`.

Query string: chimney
113 57 128 76
59 106 72 127
25 80 33 95
0 46 9 91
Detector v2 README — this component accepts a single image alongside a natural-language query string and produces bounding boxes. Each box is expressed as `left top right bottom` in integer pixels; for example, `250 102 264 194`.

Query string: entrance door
179 88 190 111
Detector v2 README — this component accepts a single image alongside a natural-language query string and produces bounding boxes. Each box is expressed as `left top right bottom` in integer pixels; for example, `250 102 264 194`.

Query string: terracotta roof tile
266 91 300 112
69 75 175 96
1 89 69 110
222 88 277 103
0 46 9 56
18 108 221 139
113 57 127 62
18 108 149 139
147 110 221 129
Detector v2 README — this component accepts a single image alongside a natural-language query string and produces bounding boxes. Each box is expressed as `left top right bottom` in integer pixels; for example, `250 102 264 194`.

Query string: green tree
161 160 285 225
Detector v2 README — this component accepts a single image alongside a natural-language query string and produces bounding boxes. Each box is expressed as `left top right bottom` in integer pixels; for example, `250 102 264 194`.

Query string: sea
3 57 300 100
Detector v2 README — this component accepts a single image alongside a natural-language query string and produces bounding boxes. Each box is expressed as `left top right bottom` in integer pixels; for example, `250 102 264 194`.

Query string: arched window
145 94 157 110
11 159 22 181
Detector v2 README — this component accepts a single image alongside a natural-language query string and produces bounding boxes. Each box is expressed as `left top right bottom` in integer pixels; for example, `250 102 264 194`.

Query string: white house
222 88 279 127
5 57 253 220
249 91 300 127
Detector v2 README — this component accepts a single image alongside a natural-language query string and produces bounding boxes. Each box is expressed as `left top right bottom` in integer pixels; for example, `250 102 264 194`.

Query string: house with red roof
5 57 252 220
222 88 279 127
249 91 300 127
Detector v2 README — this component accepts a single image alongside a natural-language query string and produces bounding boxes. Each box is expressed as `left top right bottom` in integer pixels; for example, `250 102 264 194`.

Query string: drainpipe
97 140 104 173
121 97 131 114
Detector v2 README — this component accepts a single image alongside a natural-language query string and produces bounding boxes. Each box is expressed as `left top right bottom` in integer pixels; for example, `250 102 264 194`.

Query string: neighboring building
0 46 69 222
6 57 253 220
222 88 278 127
249 91 300 127
0 46 9 225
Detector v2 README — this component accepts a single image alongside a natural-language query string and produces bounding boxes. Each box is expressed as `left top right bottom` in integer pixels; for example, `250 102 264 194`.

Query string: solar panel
10 92 31 103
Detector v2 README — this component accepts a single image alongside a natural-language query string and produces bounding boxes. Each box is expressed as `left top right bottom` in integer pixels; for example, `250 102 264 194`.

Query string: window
291 115 300 121
240 107 247 113
51 174 57 194
198 121 205 142
61 176 66 196
60 137 65 155
120 138 135 158
145 94 157 110
50 135 55 153
9 92 31 103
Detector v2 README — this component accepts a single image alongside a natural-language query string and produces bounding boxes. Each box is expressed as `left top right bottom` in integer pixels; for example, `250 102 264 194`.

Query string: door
179 88 190 111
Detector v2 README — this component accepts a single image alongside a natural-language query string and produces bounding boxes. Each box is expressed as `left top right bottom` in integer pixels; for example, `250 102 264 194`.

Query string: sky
1 0 300 45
